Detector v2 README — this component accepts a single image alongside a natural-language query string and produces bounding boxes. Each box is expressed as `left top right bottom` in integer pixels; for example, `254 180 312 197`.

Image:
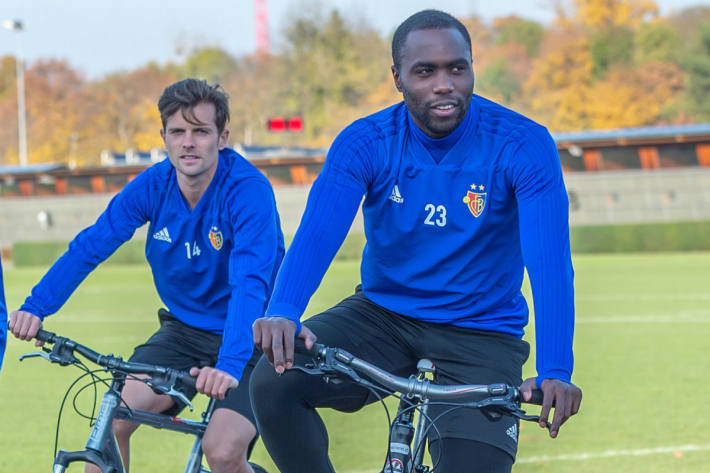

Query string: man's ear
218 128 230 150
160 128 166 142
391 65 403 93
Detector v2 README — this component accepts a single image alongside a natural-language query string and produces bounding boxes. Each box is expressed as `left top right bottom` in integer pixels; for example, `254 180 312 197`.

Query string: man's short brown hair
158 79 230 133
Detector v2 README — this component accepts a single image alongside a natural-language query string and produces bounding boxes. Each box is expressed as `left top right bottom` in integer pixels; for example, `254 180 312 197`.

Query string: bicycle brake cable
71 371 115 422
53 362 95 458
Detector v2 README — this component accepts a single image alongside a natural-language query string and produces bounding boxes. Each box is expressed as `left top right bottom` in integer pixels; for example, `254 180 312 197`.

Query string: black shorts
302 288 530 459
128 309 260 426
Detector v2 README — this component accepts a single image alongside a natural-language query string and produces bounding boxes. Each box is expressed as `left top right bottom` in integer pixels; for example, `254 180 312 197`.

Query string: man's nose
433 71 454 93
182 131 195 148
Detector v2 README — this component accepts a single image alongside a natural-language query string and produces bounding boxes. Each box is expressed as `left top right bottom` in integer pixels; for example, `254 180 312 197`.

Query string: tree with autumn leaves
1 0 709 166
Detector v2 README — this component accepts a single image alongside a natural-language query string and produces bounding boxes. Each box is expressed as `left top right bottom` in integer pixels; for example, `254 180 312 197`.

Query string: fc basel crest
463 184 486 218
208 226 223 250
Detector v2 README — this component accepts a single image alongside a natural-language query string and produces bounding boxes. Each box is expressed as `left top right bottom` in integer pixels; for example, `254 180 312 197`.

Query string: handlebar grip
527 389 544 405
174 370 197 390
35 329 57 343
293 338 320 358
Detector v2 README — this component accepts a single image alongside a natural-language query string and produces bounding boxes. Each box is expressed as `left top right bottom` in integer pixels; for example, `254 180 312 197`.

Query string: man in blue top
251 10 582 473
9 78 283 473
0 256 6 373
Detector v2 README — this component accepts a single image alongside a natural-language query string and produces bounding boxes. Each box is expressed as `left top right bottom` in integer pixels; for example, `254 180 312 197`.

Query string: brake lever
509 407 542 424
291 357 360 386
468 387 546 426
145 379 195 411
164 386 194 411
291 364 326 376
19 349 52 362
20 343 79 366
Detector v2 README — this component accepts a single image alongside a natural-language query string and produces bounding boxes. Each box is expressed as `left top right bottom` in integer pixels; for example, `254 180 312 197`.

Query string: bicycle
293 340 546 473
20 329 267 473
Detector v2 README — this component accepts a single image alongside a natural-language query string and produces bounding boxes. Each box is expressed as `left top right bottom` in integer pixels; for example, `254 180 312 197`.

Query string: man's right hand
9 310 44 346
253 316 316 374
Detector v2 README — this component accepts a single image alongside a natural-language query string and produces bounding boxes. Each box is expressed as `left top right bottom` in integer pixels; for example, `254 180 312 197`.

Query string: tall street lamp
2 19 28 167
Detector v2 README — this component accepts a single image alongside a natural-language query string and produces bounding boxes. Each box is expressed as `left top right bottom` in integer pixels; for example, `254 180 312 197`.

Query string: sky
1 0 708 79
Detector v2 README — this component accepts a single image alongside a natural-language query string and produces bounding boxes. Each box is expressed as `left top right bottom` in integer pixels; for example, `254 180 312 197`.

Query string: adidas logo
388 185 404 204
506 424 518 443
153 227 172 243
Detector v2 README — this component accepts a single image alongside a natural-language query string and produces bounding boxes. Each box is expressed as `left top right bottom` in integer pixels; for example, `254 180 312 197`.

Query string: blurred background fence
2 166 710 266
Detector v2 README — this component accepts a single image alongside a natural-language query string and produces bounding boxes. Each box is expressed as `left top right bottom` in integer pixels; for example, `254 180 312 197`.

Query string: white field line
517 443 710 463
577 293 710 302
577 310 710 323
343 444 710 472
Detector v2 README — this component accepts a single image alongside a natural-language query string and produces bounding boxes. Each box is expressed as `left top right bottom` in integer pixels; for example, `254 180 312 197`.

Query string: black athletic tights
249 356 514 473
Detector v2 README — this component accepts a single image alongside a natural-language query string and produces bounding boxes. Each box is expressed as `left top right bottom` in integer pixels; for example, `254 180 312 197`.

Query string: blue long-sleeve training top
0 257 6 372
21 148 284 380
266 95 575 385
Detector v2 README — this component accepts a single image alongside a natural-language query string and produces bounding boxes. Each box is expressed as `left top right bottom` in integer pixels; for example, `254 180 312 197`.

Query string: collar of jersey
406 96 479 166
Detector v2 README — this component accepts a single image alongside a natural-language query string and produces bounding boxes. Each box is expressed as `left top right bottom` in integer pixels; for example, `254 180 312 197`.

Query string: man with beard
251 10 582 473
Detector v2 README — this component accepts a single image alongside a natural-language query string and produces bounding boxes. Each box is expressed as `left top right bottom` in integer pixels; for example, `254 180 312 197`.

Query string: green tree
494 16 544 56
182 47 239 84
683 22 710 120
477 57 520 102
634 21 680 65
589 26 635 77
276 7 390 144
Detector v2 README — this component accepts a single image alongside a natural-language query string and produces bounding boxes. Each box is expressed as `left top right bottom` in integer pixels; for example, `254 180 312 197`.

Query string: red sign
267 116 303 133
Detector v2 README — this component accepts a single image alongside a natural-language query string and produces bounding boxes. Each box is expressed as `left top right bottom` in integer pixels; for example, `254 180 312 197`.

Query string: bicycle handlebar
294 339 545 405
34 329 197 390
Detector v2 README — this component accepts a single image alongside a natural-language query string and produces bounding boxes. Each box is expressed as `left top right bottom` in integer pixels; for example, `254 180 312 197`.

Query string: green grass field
1 252 709 472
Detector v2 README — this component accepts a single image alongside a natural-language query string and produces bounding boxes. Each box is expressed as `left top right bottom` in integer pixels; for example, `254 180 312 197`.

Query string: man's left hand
520 377 582 438
189 366 238 400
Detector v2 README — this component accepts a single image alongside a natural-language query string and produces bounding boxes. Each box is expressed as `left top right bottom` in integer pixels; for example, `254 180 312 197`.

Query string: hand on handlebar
253 316 317 374
520 377 582 438
9 310 44 346
188 366 238 400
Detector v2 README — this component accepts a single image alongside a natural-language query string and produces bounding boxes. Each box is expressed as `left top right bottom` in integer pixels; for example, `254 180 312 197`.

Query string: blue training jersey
20 148 285 380
0 257 6 372
267 96 575 385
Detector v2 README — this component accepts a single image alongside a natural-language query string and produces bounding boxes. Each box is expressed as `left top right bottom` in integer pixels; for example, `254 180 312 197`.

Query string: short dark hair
391 10 472 71
158 78 230 133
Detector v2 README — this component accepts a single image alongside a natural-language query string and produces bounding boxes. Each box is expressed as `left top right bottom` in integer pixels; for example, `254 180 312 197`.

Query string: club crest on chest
463 184 486 218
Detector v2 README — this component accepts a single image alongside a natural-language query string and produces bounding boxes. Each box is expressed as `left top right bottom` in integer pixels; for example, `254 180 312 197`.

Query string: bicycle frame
115 400 214 473
382 359 435 473
50 375 214 473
